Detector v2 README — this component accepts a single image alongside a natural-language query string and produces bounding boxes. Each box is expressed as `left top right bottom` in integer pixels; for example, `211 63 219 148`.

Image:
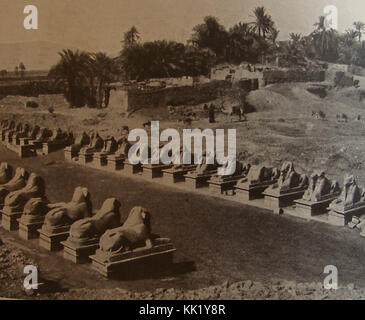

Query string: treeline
48 6 365 108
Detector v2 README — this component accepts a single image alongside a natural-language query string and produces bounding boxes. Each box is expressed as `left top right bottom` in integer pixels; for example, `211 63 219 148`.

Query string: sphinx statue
14 123 31 140
1 119 9 129
67 198 121 245
210 159 245 182
2 120 15 134
3 173 46 214
21 197 50 223
192 152 218 176
329 175 365 212
0 168 29 204
65 131 90 156
33 128 53 143
115 127 131 159
7 122 23 139
302 171 341 202
98 136 118 156
79 131 104 154
98 206 152 255
266 161 309 194
42 186 92 231
0 162 13 185
238 165 280 187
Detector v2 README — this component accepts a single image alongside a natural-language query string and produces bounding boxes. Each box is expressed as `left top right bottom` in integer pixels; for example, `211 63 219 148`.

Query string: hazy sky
1 0 365 53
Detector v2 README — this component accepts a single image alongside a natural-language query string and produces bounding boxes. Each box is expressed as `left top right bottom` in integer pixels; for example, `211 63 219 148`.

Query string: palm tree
311 16 339 61
91 53 117 108
354 21 365 42
49 49 91 107
251 6 273 39
122 26 141 48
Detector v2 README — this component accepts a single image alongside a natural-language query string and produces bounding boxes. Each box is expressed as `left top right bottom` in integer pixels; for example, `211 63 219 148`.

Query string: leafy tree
49 49 92 107
251 6 274 40
122 26 141 48
354 21 365 42
19 62 26 78
90 53 118 108
311 16 339 61
0 70 7 78
190 16 229 61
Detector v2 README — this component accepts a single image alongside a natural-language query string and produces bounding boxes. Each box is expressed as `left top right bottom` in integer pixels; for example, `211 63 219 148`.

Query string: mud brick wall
263 69 325 84
126 80 232 112
0 80 62 97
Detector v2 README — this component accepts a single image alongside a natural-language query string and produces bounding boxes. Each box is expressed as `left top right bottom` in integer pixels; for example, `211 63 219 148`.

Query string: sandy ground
0 147 364 300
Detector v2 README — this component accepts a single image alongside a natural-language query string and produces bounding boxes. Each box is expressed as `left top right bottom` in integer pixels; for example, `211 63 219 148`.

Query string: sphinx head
124 206 151 231
13 167 29 181
71 186 90 204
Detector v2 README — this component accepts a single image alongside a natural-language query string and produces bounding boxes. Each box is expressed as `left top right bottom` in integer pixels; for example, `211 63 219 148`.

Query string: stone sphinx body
98 136 118 156
42 186 92 231
21 197 50 223
3 173 46 214
329 175 365 212
191 153 218 176
67 198 121 245
238 165 280 187
210 160 246 182
98 206 152 255
80 131 104 154
7 123 23 139
33 128 53 143
266 161 308 194
65 131 90 156
15 123 31 140
0 162 13 185
0 168 29 204
302 171 341 202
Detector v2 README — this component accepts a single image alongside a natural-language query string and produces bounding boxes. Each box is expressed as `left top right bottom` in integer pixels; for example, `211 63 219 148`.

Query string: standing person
209 103 215 123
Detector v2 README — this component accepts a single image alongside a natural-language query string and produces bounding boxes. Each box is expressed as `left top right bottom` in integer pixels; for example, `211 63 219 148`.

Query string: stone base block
42 142 68 155
162 167 196 184
123 162 142 175
209 176 245 195
294 197 338 218
38 227 70 251
234 184 271 201
328 206 365 226
62 240 99 264
1 211 22 231
106 157 124 171
264 190 306 214
184 173 216 189
142 164 172 179
90 240 175 278
78 153 93 165
18 219 44 240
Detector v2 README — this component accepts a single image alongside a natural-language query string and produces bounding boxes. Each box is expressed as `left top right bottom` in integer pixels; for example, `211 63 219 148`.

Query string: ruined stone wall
125 80 232 112
263 69 325 84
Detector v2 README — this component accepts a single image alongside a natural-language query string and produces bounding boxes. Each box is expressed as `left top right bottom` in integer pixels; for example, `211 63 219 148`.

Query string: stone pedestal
209 175 246 195
62 238 100 264
123 161 142 175
328 206 365 227
18 216 45 240
42 142 67 155
294 196 339 218
142 164 172 179
1 211 22 231
90 238 176 278
19 138 32 146
64 149 73 161
184 171 217 189
234 181 275 201
162 166 196 184
38 226 70 251
91 154 108 168
263 189 306 214
78 152 94 165
106 156 124 171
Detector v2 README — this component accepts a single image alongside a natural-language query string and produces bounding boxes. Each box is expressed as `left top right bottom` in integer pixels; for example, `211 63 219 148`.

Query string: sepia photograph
0 0 365 304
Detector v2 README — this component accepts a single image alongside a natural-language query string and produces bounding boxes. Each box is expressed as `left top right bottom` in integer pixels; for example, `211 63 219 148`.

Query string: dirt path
0 145 365 298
